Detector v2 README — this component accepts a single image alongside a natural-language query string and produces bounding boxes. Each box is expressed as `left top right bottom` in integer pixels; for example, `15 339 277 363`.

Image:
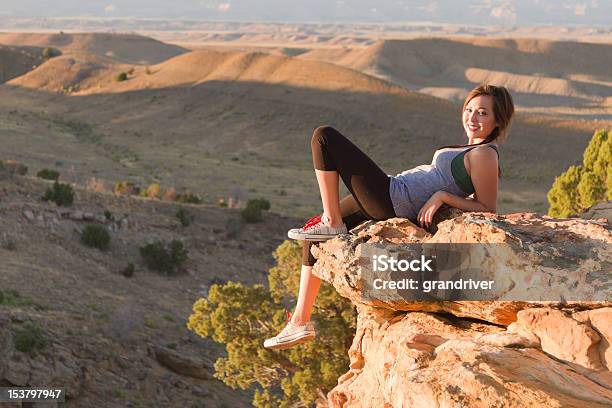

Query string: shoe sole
264 331 316 350
287 230 343 241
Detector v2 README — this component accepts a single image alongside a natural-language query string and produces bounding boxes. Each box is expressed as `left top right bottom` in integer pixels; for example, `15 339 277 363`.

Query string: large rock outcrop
311 212 612 408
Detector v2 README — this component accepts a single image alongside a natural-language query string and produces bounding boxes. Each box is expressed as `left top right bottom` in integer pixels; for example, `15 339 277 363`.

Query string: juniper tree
187 240 356 407
547 129 610 217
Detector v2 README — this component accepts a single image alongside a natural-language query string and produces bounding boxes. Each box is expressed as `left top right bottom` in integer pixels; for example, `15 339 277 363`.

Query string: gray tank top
388 145 498 222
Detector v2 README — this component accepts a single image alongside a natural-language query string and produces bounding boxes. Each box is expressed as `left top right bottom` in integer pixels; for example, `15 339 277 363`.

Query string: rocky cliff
311 211 612 408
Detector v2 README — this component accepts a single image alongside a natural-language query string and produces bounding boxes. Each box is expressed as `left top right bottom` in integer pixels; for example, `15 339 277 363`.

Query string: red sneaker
287 214 347 241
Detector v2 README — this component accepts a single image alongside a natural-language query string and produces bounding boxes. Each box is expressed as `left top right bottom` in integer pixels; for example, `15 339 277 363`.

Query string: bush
121 263 135 278
176 191 202 204
176 207 193 227
241 198 271 223
81 224 111 250
116 72 128 82
547 129 611 217
13 322 47 354
141 183 162 199
0 289 20 306
43 181 74 206
42 47 60 59
1 160 28 175
249 198 271 211
36 168 60 181
114 181 140 196
241 204 262 223
187 240 355 407
140 240 188 275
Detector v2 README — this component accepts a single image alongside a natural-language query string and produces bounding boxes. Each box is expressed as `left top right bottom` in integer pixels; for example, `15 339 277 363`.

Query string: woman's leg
292 195 368 324
310 125 396 224
291 264 320 325
315 170 343 227
280 126 397 328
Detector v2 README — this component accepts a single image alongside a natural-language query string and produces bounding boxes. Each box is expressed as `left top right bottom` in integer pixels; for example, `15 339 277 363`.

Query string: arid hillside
0 44 46 83
0 172 297 407
0 32 608 219
0 32 187 64
299 37 612 118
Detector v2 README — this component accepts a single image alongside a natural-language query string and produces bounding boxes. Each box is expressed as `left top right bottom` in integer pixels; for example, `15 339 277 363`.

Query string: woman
264 84 514 350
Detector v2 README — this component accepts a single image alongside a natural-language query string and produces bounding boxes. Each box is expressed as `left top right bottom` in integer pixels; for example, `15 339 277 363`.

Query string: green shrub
176 191 202 204
36 168 60 181
1 160 28 175
176 207 193 227
0 289 20 306
104 209 113 221
140 240 188 275
13 322 47 354
249 198 271 211
241 204 262 223
121 263 135 278
241 198 271 223
187 240 355 407
81 224 111 250
116 72 128 82
43 181 74 206
42 47 60 59
547 129 611 217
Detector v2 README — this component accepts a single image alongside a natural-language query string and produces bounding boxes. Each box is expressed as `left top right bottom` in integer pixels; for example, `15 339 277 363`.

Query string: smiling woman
264 84 515 350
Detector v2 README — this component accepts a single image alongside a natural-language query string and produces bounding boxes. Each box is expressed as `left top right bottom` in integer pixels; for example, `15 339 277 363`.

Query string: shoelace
302 214 322 230
285 309 292 325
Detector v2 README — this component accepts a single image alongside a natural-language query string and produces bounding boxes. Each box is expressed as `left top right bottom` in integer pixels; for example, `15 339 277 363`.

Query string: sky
0 0 610 26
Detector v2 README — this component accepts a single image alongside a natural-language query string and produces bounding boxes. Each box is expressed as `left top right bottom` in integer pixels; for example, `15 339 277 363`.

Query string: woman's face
462 95 498 141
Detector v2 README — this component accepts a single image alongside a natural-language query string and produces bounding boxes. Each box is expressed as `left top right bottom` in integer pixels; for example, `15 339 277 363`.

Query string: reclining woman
264 84 514 350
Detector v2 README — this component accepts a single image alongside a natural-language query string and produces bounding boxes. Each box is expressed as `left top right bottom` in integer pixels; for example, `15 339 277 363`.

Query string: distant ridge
300 37 612 114
10 48 427 98
0 32 187 64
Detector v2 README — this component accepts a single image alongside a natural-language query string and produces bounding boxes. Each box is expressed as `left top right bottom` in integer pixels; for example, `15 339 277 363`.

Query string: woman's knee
311 125 338 149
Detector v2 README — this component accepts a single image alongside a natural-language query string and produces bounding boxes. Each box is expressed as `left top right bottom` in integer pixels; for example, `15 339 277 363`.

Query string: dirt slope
0 174 297 407
0 45 46 83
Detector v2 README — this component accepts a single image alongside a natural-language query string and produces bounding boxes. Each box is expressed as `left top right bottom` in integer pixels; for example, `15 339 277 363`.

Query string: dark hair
442 84 515 149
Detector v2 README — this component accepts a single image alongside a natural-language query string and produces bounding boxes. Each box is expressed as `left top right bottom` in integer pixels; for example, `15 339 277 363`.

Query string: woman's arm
417 147 499 228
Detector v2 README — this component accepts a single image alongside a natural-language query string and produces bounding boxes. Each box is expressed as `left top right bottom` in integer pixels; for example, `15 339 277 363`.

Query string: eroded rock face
311 213 612 408
312 213 611 325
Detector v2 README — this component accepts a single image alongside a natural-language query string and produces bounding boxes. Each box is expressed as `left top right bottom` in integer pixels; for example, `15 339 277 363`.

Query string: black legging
302 126 396 266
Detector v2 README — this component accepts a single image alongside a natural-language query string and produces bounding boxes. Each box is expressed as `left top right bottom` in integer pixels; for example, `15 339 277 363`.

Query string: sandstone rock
148 344 213 380
312 213 611 325
328 311 612 408
70 210 84 221
511 308 604 370
474 332 539 348
314 213 612 407
573 307 612 370
582 200 612 224
23 209 34 221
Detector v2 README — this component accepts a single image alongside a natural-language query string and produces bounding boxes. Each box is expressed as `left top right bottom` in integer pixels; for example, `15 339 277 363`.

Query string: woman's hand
417 191 446 229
